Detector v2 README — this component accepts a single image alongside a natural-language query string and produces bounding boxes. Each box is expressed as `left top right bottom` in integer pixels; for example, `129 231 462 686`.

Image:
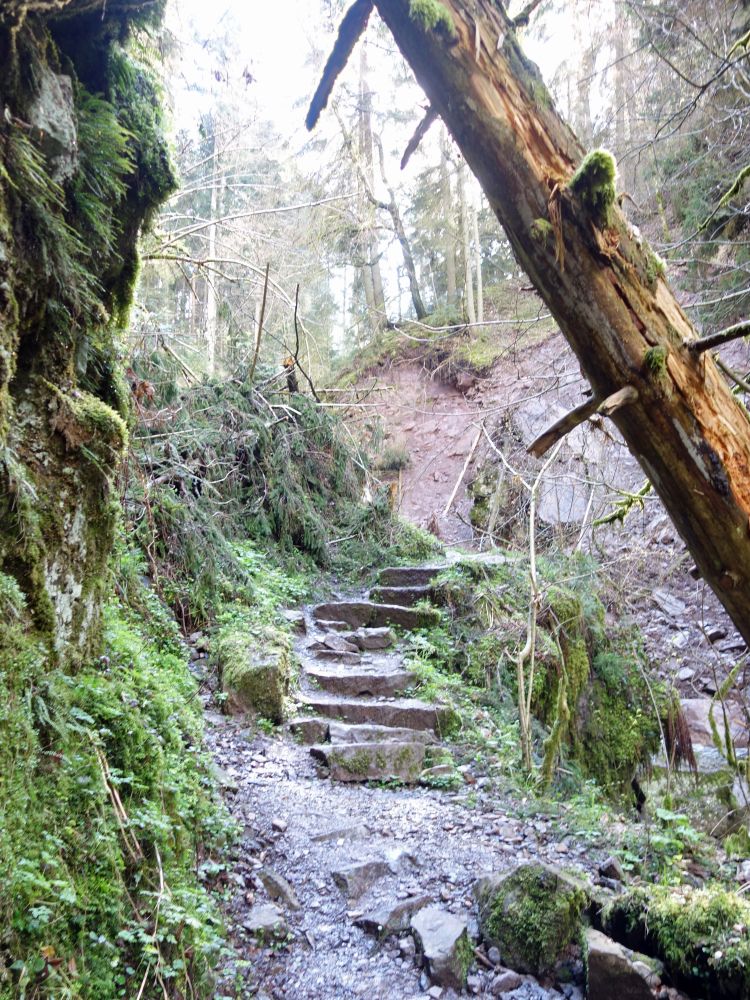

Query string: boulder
680 698 748 748
331 859 390 898
644 743 750 836
411 904 472 990
474 863 589 976
258 867 301 911
585 928 657 1000
355 893 433 935
242 903 286 938
218 627 290 723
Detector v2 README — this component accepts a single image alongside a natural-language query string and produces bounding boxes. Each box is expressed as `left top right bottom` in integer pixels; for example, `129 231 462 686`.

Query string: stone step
308 648 361 665
310 741 425 783
300 693 446 732
378 565 448 587
306 665 415 698
313 600 440 630
328 721 436 745
339 626 396 651
287 716 330 744
369 585 435 607
308 634 360 654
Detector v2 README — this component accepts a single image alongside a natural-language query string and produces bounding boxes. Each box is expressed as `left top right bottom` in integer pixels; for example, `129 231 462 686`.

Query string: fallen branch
688 319 750 355
400 105 438 170
527 385 639 458
306 0 374 131
291 284 321 402
714 353 750 395
442 423 483 516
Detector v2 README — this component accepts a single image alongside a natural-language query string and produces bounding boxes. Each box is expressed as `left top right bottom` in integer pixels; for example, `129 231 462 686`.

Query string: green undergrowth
127 354 439 629
604 884 750 999
0 584 233 999
402 554 666 802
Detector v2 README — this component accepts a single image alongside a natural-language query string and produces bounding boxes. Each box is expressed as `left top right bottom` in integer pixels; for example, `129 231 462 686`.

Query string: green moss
409 0 457 37
568 149 617 226
645 248 667 286
0 602 231 999
216 618 291 723
605 884 750 998
479 864 588 976
644 345 668 375
530 217 554 247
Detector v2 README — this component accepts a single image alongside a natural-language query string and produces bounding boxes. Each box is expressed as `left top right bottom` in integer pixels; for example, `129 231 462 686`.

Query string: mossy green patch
604 884 750 999
477 863 589 976
530 217 554 247
644 344 668 375
568 149 617 226
0 601 231 999
409 0 457 37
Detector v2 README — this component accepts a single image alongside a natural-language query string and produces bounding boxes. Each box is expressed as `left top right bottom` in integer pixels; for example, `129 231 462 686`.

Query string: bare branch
689 319 750 355
400 105 438 170
306 0 374 131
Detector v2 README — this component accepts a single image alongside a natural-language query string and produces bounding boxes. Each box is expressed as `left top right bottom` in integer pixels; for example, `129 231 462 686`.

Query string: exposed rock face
585 929 658 1000
0 0 176 667
411 904 471 990
27 67 77 183
474 863 589 976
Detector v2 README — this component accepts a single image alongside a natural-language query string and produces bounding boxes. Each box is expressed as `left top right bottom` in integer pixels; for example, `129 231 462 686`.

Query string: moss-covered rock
217 623 291 723
474 863 589 976
603 884 750 1000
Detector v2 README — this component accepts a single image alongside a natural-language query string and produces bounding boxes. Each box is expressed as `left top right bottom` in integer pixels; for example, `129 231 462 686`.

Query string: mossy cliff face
0 0 175 666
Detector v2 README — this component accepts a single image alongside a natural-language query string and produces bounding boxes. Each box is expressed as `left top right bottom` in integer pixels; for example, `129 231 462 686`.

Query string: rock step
287 716 330 744
369 585 435 607
300 693 446 732
337 626 396 651
310 741 425 783
306 665 415 698
328 720 436 744
313 600 441 630
378 565 448 587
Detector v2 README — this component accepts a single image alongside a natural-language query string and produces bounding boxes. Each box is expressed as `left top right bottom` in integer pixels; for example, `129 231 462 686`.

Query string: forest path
204 568 595 1000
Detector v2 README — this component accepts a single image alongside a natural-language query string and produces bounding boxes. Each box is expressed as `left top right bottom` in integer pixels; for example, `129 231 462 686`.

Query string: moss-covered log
369 0 750 646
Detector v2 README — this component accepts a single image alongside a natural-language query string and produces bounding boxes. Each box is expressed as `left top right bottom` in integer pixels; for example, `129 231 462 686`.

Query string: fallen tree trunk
365 0 750 642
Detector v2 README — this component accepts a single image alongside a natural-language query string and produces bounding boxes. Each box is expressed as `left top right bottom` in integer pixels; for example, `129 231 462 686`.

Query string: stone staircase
288 564 453 784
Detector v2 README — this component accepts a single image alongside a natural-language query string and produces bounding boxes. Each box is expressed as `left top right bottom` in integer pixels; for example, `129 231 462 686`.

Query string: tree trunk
458 159 476 324
472 195 483 323
205 125 220 376
373 0 750 645
374 134 427 319
439 134 457 307
359 42 387 329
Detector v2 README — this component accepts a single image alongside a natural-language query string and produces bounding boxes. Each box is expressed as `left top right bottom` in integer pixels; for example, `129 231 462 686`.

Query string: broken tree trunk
369 0 750 644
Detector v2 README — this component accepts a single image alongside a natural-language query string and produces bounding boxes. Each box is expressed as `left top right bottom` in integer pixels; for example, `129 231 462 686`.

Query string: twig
442 423 483 516
713 353 750 393
291 284 321 402
158 336 199 383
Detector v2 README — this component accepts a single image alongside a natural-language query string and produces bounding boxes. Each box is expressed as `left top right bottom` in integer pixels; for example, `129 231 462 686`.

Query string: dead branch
306 0 374 131
442 422 483 516
291 284 321 402
689 318 750 354
528 386 639 458
400 105 438 170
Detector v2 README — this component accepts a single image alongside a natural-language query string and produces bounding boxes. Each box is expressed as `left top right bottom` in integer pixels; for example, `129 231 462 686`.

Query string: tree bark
439 133 457 306
458 159 476 324
373 0 750 645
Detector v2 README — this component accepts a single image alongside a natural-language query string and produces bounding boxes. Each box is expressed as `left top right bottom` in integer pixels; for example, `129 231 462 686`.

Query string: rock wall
0 0 175 666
